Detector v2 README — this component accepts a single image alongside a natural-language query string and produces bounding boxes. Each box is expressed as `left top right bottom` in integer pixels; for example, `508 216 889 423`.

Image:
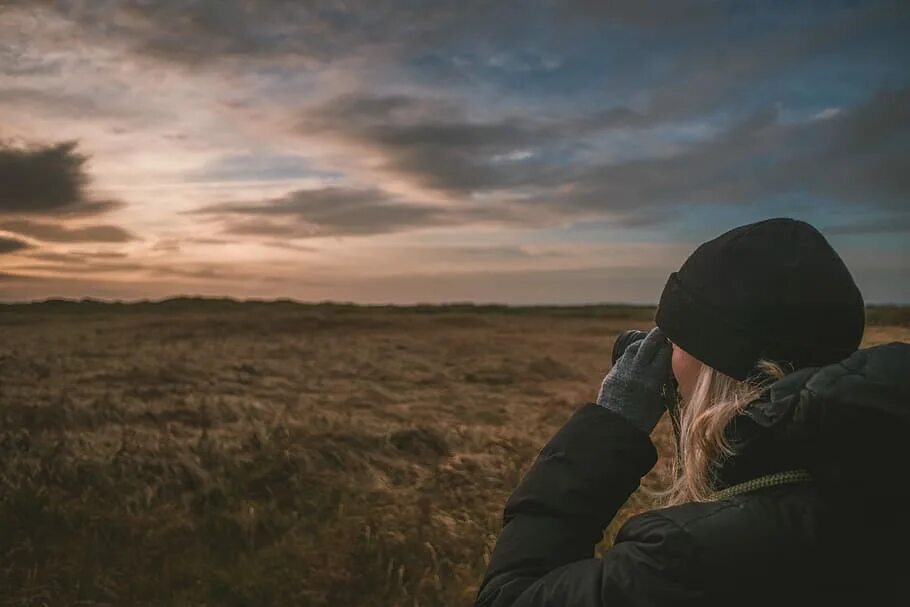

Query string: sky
0 0 908 305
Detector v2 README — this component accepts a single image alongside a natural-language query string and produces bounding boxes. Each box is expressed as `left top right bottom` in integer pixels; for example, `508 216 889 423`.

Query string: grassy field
1 300 908 606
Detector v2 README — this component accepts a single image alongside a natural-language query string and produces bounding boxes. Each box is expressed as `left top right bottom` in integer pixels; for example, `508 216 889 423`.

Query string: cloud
188 153 330 183
298 85 910 230
0 235 30 254
3 0 908 304
302 93 593 194
0 219 136 242
0 271 37 282
0 140 121 215
195 186 446 238
518 87 910 224
7 0 492 67
12 255 238 281
27 250 129 263
0 41 62 76
0 140 133 264
0 86 134 121
212 82 910 241
556 0 742 26
193 184 541 238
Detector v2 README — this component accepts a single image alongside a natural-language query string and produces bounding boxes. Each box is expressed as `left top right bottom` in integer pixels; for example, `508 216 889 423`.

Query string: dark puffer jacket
474 342 910 606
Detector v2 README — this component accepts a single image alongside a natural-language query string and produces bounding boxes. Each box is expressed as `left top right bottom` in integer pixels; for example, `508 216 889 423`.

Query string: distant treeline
0 297 657 321
0 297 910 326
0 296 907 325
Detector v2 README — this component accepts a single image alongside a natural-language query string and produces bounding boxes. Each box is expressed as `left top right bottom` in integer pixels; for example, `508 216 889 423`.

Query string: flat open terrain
2 300 908 606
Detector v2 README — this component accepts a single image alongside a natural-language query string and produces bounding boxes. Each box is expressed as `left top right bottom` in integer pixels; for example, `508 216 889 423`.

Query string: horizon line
1 295 908 308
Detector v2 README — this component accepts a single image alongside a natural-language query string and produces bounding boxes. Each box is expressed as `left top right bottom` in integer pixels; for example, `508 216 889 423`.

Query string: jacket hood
716 341 910 503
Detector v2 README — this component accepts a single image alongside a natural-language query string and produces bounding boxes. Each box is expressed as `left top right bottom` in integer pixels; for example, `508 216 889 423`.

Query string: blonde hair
654 357 792 506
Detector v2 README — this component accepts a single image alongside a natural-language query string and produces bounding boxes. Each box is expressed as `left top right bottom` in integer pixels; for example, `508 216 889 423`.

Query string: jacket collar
712 342 910 494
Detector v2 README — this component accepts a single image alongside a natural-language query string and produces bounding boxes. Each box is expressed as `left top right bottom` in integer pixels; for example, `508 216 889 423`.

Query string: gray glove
596 326 674 434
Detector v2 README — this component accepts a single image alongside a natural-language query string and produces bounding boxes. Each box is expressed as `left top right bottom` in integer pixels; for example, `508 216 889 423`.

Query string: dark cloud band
193 185 531 238
0 235 31 254
0 219 136 243
0 141 122 216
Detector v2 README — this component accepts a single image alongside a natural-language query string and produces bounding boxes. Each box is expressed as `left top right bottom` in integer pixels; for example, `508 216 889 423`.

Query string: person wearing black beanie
655 217 866 383
475 217 909 607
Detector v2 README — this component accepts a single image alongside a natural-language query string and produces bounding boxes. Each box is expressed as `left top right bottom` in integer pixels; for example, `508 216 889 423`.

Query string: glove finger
650 339 673 378
615 339 642 365
634 326 668 365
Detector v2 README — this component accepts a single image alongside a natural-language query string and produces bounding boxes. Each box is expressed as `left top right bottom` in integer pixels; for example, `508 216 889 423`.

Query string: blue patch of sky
402 11 665 105
399 1 907 147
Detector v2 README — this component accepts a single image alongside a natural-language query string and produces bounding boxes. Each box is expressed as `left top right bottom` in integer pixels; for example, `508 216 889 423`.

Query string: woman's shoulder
613 482 900 602
616 483 827 573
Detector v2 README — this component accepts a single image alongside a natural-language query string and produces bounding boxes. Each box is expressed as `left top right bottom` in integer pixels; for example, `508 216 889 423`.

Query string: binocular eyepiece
611 329 649 365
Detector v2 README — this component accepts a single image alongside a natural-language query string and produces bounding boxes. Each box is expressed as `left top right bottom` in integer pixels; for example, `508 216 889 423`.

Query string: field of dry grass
1 300 907 606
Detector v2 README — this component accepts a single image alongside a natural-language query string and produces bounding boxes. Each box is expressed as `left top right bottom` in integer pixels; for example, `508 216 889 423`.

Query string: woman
474 217 909 606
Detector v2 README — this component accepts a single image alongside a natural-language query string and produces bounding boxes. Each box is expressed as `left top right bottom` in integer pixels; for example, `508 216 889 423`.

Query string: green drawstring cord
710 469 814 501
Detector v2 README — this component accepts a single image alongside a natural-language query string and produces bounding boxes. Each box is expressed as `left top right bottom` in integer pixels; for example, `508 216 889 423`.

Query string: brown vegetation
1 300 907 606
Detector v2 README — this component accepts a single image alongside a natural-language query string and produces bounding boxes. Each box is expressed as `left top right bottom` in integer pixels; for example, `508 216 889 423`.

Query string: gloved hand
596 326 675 434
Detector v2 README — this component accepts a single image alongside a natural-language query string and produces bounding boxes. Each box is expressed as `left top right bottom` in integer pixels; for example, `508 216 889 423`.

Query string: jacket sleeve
476 510 705 606
474 403 692 607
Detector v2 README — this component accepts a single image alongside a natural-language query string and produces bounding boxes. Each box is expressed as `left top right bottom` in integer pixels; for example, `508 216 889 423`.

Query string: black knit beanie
655 217 865 382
